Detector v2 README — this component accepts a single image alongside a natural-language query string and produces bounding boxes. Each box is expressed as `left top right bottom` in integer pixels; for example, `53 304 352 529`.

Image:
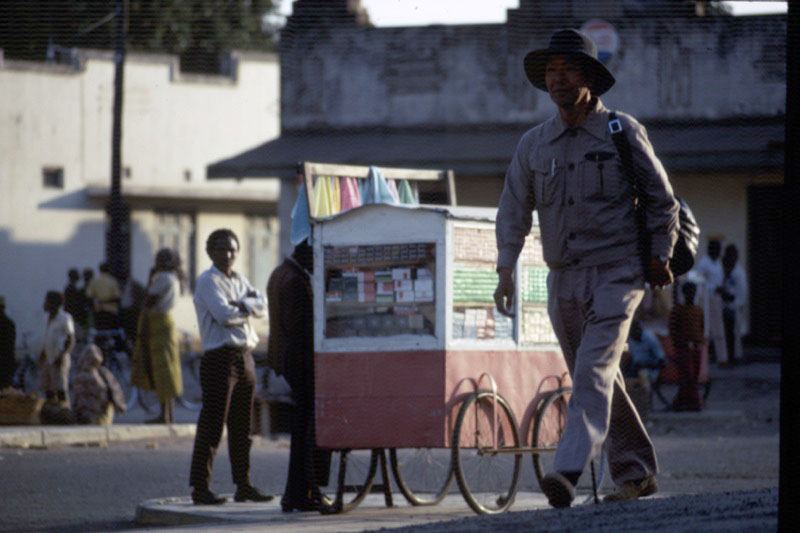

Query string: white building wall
0 50 280 342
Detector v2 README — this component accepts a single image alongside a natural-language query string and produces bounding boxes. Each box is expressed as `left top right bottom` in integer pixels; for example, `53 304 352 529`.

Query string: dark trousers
282 363 331 506
673 343 703 411
94 311 120 331
189 345 255 489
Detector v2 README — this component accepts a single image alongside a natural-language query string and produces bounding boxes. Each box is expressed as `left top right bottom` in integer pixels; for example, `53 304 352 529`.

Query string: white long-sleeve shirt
193 265 267 352
41 308 75 364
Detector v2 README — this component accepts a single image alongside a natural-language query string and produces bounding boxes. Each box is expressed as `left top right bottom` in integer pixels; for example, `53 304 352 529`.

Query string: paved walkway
0 356 780 531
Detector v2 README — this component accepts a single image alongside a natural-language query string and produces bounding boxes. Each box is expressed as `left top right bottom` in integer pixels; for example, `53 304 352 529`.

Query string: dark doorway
747 184 782 346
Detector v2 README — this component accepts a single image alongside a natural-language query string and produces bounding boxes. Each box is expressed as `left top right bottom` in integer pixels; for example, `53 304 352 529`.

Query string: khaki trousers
39 356 71 403
548 258 658 484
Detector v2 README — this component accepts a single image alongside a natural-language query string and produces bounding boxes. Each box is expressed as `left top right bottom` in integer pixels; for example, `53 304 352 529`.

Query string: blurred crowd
624 238 749 412
0 249 186 425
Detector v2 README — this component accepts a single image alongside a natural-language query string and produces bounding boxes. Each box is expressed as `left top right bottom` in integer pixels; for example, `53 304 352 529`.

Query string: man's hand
230 300 249 313
648 257 673 288
494 267 516 318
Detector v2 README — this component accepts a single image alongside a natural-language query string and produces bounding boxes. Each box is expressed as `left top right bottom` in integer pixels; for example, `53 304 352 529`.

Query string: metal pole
107 0 129 281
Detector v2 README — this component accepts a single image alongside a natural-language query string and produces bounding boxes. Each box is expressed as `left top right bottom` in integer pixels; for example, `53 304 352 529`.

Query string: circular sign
580 19 619 64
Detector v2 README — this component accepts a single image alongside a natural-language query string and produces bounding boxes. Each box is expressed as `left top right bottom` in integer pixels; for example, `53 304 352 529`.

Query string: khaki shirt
86 272 121 314
496 99 679 271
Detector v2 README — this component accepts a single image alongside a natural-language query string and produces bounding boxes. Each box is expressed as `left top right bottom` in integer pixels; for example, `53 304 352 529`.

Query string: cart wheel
531 388 569 486
318 449 379 513
390 447 453 506
531 388 608 497
452 391 521 515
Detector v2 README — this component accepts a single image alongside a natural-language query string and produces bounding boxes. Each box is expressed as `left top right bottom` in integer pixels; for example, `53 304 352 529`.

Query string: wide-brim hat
524 29 615 96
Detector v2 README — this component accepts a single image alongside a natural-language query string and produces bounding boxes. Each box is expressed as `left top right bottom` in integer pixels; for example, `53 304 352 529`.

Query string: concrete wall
0 50 281 340
280 16 785 130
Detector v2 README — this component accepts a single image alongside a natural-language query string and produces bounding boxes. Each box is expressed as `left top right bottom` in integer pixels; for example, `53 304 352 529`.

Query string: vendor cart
301 162 586 515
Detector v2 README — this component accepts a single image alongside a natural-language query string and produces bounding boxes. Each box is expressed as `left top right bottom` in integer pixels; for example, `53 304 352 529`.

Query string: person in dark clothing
669 282 705 411
81 268 95 329
0 296 17 389
64 269 88 342
267 240 330 512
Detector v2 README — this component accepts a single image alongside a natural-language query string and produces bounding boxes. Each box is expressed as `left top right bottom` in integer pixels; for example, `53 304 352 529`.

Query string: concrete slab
0 427 44 448
0 423 197 448
41 426 109 446
135 490 684 532
136 491 554 530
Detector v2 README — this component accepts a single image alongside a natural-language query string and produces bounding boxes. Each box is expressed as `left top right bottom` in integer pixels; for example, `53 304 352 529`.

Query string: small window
42 167 64 189
124 166 132 179
184 169 192 182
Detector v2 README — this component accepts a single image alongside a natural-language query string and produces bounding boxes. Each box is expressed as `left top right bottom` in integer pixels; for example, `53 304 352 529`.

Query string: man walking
494 29 679 508
188 229 273 505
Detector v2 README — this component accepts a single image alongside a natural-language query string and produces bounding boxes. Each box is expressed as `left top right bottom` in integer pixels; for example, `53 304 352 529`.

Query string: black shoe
191 488 226 505
541 472 576 509
234 485 274 502
281 499 319 512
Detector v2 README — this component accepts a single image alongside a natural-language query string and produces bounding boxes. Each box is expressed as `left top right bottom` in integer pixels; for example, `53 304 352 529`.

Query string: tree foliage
0 0 279 73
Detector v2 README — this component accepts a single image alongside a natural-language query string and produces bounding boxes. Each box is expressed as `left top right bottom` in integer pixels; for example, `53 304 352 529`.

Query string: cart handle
475 372 500 451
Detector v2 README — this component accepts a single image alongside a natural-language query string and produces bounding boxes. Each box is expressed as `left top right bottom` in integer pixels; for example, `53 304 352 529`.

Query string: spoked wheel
105 354 138 411
317 449 380 513
136 387 160 413
390 447 453 506
13 360 38 395
452 391 522 515
531 388 607 499
177 355 203 411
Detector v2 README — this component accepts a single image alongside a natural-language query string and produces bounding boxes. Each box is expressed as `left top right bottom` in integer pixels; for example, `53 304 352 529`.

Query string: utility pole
107 0 130 281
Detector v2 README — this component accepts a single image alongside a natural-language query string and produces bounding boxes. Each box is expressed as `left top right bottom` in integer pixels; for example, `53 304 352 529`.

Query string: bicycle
11 331 38 395
176 332 202 411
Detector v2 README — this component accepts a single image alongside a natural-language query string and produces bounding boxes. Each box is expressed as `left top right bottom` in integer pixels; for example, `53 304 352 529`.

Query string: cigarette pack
394 279 413 291
395 290 415 303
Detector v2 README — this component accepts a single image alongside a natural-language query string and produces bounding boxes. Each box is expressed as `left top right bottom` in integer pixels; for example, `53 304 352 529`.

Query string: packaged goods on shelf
396 290 415 302
394 279 413 291
325 291 342 302
392 268 412 280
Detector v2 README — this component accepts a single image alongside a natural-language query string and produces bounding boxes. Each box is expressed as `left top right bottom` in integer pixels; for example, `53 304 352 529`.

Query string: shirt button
569 232 576 240
568 163 575 171
568 197 575 206
568 129 578 137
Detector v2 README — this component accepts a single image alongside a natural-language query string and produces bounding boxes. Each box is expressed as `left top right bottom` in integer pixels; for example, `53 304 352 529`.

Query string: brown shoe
603 476 658 503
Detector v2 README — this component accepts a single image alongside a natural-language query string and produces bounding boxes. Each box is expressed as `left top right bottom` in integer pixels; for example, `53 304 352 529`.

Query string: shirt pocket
579 151 622 201
532 160 562 207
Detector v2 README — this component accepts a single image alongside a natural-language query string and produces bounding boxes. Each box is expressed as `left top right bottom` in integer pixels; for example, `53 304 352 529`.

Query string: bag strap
608 112 643 206
608 112 651 276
